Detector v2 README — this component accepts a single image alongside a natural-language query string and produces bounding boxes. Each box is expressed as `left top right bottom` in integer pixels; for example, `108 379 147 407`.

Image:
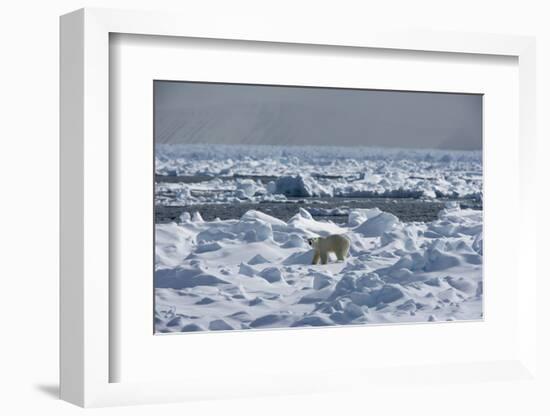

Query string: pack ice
155 144 482 206
155 203 483 332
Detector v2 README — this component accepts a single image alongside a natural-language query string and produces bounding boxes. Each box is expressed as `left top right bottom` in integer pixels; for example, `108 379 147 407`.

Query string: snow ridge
155 205 482 332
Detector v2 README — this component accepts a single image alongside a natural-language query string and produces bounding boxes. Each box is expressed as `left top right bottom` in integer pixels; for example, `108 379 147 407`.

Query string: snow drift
155 205 483 332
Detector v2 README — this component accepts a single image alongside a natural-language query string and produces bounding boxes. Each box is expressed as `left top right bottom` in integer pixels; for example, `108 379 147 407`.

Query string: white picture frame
60 7 538 407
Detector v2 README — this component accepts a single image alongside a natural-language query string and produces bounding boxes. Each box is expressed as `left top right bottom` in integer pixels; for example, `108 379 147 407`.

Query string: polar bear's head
307 237 320 248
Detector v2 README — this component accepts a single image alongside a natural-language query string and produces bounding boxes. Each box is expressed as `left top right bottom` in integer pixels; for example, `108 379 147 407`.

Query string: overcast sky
154 81 482 150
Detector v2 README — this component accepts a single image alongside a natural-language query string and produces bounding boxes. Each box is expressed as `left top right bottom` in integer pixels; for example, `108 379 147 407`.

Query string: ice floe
155 205 483 332
155 144 482 206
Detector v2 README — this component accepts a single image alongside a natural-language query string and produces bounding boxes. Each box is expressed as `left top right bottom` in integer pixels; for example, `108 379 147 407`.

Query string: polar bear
307 234 350 265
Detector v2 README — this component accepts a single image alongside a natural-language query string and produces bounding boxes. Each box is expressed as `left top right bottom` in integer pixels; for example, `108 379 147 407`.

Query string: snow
154 143 483 333
274 175 332 197
155 205 483 333
354 211 399 237
155 144 482 206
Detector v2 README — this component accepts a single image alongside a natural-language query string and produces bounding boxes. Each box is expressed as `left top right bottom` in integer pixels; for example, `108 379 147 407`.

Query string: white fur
309 234 350 265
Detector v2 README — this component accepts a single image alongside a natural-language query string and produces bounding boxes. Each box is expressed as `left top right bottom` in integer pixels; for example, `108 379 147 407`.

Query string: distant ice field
156 143 482 206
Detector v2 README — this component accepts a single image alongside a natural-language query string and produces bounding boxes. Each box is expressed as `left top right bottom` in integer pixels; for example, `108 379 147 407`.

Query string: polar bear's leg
312 251 320 265
320 252 328 265
336 239 350 261
336 246 349 261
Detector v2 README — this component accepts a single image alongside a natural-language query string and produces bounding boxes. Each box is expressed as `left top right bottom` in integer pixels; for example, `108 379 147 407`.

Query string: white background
1 0 548 415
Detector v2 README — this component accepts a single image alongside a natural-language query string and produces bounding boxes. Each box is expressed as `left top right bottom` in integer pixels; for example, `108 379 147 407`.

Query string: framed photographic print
153 81 484 333
60 8 538 408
